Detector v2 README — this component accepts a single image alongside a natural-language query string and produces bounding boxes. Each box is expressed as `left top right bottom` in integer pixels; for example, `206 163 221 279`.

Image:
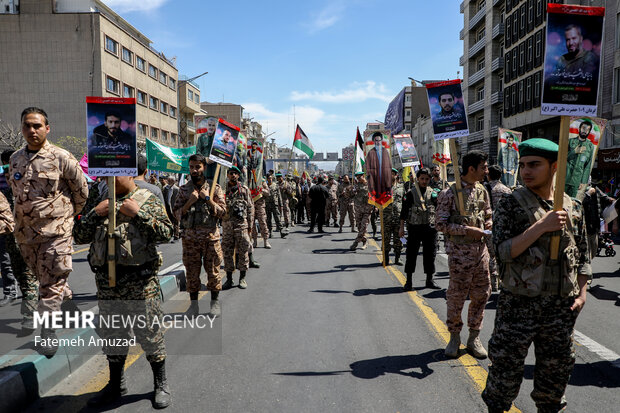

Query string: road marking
574 330 620 369
368 239 521 413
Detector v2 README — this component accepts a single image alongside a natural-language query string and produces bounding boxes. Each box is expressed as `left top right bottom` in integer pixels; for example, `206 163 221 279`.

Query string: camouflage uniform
429 178 446 191
222 182 254 273
482 188 591 413
325 181 339 226
278 179 293 227
435 181 492 334
287 178 298 226
486 180 512 290
265 180 284 236
173 180 226 293
9 141 88 314
74 186 172 363
252 182 270 243
383 182 404 260
353 181 373 244
337 182 355 229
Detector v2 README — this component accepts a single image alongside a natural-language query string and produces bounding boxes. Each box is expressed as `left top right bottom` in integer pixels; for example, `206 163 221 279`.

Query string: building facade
179 76 201 147
0 0 179 146
199 102 244 127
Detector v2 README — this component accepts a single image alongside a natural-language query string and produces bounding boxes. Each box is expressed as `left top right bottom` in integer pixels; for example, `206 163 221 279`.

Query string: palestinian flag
354 127 365 173
293 125 314 159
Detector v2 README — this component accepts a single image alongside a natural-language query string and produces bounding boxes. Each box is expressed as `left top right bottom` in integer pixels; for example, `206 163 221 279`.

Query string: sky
102 0 463 166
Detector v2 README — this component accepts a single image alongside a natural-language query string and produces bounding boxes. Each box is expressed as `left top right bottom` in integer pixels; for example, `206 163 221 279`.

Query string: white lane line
160 261 184 275
574 330 620 369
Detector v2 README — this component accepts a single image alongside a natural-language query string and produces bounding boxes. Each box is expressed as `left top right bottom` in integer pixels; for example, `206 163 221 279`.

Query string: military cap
391 168 398 174
519 138 558 159
275 172 282 177
354 171 364 176
228 166 241 174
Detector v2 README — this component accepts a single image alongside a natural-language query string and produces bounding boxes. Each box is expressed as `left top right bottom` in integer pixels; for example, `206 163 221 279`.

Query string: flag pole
550 116 570 260
107 176 117 287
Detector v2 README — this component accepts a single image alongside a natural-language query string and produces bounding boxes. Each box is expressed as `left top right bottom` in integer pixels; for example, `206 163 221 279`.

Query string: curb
0 269 183 413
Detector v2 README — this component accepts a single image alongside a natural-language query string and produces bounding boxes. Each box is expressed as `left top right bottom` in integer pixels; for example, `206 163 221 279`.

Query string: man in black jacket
308 177 329 233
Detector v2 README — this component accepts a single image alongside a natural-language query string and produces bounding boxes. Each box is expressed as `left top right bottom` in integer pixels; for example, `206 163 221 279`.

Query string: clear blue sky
103 0 462 157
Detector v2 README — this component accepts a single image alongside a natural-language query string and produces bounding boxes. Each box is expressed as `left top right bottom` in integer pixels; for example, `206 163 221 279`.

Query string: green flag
146 138 196 174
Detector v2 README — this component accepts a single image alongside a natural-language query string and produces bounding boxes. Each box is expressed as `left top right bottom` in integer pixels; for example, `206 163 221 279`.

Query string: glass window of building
136 56 146 72
106 76 119 94
149 64 158 79
105 36 118 55
122 47 133 64
137 90 147 105
123 84 134 98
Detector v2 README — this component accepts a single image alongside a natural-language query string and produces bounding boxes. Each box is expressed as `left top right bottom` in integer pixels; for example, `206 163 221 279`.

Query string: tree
50 136 87 159
0 119 25 150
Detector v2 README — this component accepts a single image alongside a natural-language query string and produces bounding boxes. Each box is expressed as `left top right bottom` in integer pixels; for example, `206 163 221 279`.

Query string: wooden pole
107 176 117 287
449 139 466 215
550 116 571 260
210 164 221 199
412 176 426 211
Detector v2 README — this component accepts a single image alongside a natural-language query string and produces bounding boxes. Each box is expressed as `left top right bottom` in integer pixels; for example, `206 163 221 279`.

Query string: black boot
37 328 58 358
338 225 343 233
238 271 247 289
150 360 171 409
222 272 234 290
403 273 413 291
426 273 440 289
394 252 403 266
186 292 199 317
88 356 128 406
249 253 260 268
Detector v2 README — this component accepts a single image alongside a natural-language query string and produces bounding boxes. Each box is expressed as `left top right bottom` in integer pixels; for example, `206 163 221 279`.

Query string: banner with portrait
208 118 239 168
425 79 469 140
541 4 605 116
86 96 137 176
365 131 393 208
565 117 607 198
146 138 196 174
246 137 265 201
393 134 420 167
497 128 522 187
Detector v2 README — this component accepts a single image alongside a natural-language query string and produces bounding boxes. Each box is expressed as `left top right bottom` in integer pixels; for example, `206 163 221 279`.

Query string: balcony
469 68 485 86
491 57 504 72
468 37 486 59
489 126 499 138
490 91 503 105
460 55 466 66
460 1 465 13
492 22 504 39
468 130 484 143
469 99 485 114
493 0 504 6
469 7 486 30
460 27 466 40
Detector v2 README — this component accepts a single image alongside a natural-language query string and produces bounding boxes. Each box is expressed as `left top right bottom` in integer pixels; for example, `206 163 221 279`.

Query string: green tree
51 136 87 159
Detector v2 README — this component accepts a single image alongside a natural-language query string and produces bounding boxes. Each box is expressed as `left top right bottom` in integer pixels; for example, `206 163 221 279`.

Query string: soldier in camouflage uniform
9 107 88 356
399 168 441 290
325 176 339 227
485 165 512 292
252 179 272 249
264 174 287 238
430 165 446 190
74 174 173 409
337 175 355 233
222 166 254 290
287 176 297 227
482 139 591 413
383 169 404 265
277 173 292 228
173 154 226 318
436 150 492 360
350 172 374 251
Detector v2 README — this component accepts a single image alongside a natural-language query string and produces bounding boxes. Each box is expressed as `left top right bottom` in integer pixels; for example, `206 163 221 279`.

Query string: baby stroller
597 232 616 257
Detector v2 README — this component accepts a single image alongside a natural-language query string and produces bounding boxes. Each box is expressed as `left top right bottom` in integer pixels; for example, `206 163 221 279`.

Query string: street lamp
177 71 208 148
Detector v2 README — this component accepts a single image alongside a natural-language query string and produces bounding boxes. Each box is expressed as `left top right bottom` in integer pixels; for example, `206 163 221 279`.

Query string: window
405 123 411 131
506 12 512 47
505 52 511 82
136 56 146 72
169 78 176 90
526 76 533 110
512 48 518 78
160 101 168 114
150 96 159 110
535 29 543 66
617 13 620 49
171 133 178 145
405 94 411 102
405 110 411 117
161 131 169 142
159 71 167 85
123 84 134 98
122 47 133 65
195 94 200 104
476 115 484 132
512 12 518 42
527 0 535 32
526 36 534 71
518 80 524 112
476 27 485 43
519 4 526 39
504 85 512 117
188 90 194 100
518 42 525 76
476 56 485 72
137 90 147 106
423 132 428 144
500 7 505 23
149 64 157 79
106 76 119 94
614 68 620 104
138 123 148 137
534 71 542 107
151 128 159 139
170 106 177 118
105 36 118 55
535 0 544 26
476 85 485 102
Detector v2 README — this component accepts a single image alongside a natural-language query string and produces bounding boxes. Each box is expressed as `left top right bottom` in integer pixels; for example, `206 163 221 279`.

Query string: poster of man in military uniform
497 128 521 188
565 117 606 198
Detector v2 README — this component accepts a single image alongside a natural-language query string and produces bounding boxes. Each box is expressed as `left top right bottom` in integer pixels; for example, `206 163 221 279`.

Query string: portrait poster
365 131 393 208
432 138 452 165
425 79 469 140
497 128 522 187
565 117 607 198
86 96 137 176
146 138 196 174
393 134 420 167
541 4 605 116
208 118 239 168
247 137 265 200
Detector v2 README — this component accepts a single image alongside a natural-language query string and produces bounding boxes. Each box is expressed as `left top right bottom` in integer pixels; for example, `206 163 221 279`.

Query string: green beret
519 138 558 159
392 168 398 174
228 166 241 174
275 172 282 177
354 171 364 176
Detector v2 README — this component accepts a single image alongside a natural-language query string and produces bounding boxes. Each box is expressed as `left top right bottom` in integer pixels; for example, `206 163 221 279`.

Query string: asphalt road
12 223 620 412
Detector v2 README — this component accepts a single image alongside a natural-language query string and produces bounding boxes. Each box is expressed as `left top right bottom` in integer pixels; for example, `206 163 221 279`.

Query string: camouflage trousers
338 201 355 228
96 269 166 363
252 199 270 241
0 234 17 298
222 222 251 272
325 199 338 224
19 237 73 314
383 215 402 256
482 292 579 413
265 202 283 233
7 233 38 320
282 201 290 226
445 241 491 333
487 236 499 288
289 198 297 222
370 209 378 235
354 206 373 244
182 227 223 293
